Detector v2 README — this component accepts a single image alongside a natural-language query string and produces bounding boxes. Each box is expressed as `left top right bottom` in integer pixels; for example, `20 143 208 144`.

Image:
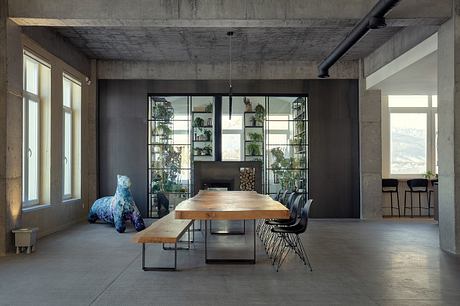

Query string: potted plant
203 144 213 156
270 147 301 190
244 97 252 112
423 171 437 180
194 147 202 156
250 115 257 127
248 132 263 142
254 104 265 125
205 103 213 113
247 143 261 156
193 117 205 127
203 129 212 141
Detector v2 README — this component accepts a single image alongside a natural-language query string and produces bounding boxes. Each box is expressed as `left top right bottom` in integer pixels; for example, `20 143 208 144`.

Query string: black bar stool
382 179 400 217
404 179 433 217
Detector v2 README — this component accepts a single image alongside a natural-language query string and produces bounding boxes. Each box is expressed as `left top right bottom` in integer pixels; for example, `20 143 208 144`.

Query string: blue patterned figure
88 175 145 233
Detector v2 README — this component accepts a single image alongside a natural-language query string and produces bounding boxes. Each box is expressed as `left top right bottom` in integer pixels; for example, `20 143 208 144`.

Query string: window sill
22 203 51 213
62 198 81 205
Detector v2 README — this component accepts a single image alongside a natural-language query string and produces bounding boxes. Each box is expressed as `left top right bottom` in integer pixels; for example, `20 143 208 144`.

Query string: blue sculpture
88 175 145 233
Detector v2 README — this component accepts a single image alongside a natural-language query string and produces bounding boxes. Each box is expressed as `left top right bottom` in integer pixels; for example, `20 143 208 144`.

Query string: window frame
22 53 44 207
221 114 244 161
383 95 437 178
62 73 79 200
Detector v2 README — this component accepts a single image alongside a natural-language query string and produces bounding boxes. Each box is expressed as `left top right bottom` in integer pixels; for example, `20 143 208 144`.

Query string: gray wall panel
98 79 359 218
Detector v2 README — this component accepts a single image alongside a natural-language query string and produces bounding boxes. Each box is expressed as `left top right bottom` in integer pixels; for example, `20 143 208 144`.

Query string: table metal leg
205 219 256 264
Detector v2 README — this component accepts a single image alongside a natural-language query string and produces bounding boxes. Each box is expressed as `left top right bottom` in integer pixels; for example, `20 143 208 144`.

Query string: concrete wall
0 12 97 254
98 79 360 218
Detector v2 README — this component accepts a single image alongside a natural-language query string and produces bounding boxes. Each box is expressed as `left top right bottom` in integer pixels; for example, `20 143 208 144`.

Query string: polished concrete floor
0 219 459 306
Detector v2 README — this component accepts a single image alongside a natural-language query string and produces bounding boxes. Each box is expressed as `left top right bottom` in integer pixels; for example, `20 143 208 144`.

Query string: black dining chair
270 199 314 272
404 179 433 217
382 179 400 217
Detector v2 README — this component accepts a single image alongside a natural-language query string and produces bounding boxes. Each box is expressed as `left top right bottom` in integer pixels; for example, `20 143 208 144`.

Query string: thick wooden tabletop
175 190 289 220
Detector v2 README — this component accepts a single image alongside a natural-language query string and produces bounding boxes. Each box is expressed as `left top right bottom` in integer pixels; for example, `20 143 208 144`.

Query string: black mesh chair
404 179 433 217
270 199 314 272
279 190 289 205
382 179 400 217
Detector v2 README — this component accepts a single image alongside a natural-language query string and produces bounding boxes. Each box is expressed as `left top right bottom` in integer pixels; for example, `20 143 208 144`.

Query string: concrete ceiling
53 26 402 62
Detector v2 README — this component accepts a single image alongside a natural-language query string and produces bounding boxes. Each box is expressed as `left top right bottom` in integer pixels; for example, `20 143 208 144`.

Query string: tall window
23 55 41 206
62 74 81 199
384 95 437 177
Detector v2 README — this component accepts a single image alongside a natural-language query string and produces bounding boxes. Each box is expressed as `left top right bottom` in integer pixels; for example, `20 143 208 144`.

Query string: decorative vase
245 104 253 112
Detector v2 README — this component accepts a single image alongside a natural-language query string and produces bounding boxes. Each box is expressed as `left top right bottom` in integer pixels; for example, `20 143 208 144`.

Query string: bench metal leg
142 243 177 271
162 223 195 250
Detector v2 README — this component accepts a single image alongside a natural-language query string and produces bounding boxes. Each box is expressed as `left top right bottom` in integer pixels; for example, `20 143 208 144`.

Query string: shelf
245 140 263 143
193 155 213 157
192 111 213 114
245 155 264 157
193 125 213 129
193 140 212 143
244 125 263 128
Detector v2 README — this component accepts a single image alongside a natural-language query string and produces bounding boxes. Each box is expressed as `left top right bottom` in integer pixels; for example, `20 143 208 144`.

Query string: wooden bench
132 211 194 271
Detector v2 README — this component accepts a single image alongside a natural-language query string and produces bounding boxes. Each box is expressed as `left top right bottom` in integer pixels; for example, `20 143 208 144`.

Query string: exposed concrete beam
97 60 359 80
366 33 437 89
9 0 451 27
363 25 439 76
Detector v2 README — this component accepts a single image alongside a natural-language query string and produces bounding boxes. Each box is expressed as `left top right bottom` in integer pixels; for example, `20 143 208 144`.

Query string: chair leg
390 192 394 217
427 191 432 217
404 191 407 217
411 192 415 218
396 191 401 217
418 192 422 217
296 234 312 271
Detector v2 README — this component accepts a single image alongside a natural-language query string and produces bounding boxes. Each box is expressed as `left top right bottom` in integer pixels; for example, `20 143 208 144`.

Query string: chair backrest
382 179 398 191
274 189 283 201
279 190 289 205
288 194 304 220
297 199 314 233
286 191 300 209
407 179 428 192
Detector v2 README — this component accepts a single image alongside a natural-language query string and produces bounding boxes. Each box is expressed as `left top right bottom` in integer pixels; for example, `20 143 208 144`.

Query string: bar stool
404 179 433 217
382 179 400 217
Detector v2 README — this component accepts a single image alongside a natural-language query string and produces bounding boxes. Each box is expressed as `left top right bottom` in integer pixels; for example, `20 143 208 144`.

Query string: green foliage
204 129 212 141
423 170 436 180
154 123 172 136
205 103 213 113
247 143 261 156
193 117 205 127
270 147 301 190
203 144 213 156
254 104 265 125
153 104 174 121
151 145 183 193
248 132 263 142
193 117 204 127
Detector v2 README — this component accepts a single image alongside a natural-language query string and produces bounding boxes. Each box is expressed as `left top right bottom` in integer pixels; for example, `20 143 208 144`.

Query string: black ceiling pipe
317 0 401 78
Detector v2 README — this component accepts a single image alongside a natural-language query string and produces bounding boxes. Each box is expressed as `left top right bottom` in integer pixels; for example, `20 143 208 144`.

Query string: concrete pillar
0 0 7 255
359 60 383 219
437 5 460 254
0 0 23 255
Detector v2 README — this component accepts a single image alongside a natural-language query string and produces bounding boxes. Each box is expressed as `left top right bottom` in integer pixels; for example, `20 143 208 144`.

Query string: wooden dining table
175 190 289 264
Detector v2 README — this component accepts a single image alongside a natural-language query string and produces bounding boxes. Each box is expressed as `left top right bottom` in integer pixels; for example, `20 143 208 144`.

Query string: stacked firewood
240 168 256 191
